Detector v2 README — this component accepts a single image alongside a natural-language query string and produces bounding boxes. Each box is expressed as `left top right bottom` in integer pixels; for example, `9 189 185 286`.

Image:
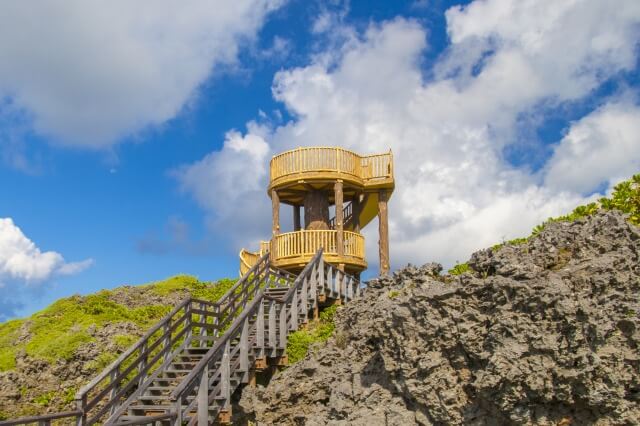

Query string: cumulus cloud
174 123 272 247
0 0 285 148
179 0 640 269
0 218 93 319
0 218 92 284
544 101 640 194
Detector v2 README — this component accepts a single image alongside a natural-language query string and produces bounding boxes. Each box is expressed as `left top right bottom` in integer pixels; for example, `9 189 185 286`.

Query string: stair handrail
170 250 323 423
99 255 277 425
75 253 274 425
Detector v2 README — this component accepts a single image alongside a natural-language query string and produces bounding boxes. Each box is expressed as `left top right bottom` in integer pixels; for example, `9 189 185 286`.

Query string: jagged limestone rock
237 211 640 425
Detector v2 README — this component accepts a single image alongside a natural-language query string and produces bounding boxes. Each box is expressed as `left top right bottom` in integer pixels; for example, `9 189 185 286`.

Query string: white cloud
179 1 640 270
544 101 640 194
174 123 272 247
0 0 285 148
0 217 93 284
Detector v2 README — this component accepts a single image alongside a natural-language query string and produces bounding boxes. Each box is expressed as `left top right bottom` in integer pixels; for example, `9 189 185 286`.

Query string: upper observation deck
268 147 395 197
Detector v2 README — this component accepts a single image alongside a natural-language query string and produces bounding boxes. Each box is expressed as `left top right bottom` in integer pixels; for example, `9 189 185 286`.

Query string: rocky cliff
238 210 640 425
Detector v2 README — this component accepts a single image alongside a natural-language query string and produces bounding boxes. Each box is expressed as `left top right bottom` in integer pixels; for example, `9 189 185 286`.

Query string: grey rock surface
237 211 640 425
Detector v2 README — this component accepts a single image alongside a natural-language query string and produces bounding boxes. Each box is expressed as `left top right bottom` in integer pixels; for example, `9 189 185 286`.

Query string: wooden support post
221 341 231 409
268 301 277 356
279 304 287 349
197 366 209 425
293 205 301 231
256 302 265 359
379 190 390 275
352 193 361 233
272 189 280 259
240 317 249 380
335 180 344 258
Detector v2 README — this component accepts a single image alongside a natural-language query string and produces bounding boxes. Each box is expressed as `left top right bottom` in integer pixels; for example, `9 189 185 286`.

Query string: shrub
286 305 338 364
448 263 470 275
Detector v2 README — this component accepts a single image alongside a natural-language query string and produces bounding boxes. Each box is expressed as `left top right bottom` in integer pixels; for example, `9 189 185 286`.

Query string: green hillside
0 275 235 419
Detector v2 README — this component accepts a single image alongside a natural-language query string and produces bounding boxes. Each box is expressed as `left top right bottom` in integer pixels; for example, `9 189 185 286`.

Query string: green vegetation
448 262 470 275
0 275 236 372
33 391 56 407
0 319 24 371
286 305 339 364
388 290 400 298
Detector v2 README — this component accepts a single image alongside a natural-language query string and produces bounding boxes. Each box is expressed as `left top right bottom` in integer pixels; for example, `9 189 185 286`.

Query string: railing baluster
108 367 119 415
138 341 148 388
221 341 231 410
269 300 277 354
301 273 308 323
257 301 265 359
197 366 209 425
291 289 298 329
240 317 249 378
279 302 287 348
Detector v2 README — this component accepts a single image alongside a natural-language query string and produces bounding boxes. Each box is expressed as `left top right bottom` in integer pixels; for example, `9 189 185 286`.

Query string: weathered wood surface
378 190 390 275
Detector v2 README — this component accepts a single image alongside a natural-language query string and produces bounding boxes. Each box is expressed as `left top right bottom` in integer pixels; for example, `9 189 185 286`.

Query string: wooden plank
378 189 390 275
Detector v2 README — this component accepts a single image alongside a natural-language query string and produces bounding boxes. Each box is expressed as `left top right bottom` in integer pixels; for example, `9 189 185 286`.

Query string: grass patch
0 319 24 371
147 275 236 301
287 305 338 364
0 275 236 370
448 262 470 275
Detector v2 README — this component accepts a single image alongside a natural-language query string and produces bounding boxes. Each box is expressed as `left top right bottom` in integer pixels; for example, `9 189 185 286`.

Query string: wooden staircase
0 249 362 426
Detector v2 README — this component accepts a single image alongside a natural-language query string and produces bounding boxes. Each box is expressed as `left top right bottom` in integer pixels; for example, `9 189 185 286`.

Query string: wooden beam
272 189 280 236
293 205 301 231
378 190 390 275
335 180 344 258
352 193 361 233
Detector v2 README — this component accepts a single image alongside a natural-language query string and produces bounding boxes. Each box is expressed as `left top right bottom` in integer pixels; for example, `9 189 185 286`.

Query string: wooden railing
328 201 353 230
270 147 392 186
360 152 393 182
59 254 288 426
0 411 83 426
273 230 365 261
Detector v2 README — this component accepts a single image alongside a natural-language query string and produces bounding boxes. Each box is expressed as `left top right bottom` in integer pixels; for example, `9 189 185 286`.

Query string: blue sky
1 0 639 321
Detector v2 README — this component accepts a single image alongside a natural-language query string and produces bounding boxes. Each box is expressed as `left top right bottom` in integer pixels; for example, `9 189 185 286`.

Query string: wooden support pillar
272 189 280 259
272 189 280 236
378 190 390 275
335 180 344 258
352 193 361 233
293 205 301 231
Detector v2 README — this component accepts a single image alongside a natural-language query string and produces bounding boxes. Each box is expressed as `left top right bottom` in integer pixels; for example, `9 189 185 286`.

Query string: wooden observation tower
240 147 394 277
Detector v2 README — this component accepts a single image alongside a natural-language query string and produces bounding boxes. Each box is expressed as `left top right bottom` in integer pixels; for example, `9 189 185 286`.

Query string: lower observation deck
240 230 366 275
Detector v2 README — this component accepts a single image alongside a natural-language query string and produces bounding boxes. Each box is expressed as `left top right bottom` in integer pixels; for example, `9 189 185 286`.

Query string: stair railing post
185 300 193 342
75 395 87 426
163 320 171 362
108 367 120 415
197 365 209 425
268 301 277 356
319 256 325 294
199 301 207 345
240 317 249 379
279 302 287 349
221 341 231 410
301 272 308 323
291 289 298 330
138 340 148 388
213 304 220 339
257 301 265 359
173 397 183 426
